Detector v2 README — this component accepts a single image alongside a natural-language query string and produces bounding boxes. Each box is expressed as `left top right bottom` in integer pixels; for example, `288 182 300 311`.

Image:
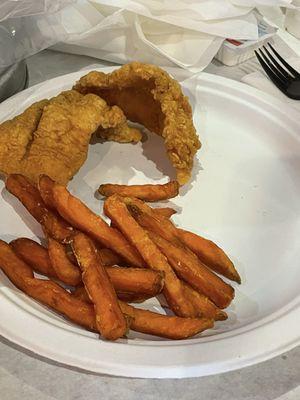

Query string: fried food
96 124 142 143
105 266 164 296
10 238 58 279
103 194 196 317
72 233 128 340
10 235 162 298
148 231 234 309
125 196 240 283
153 207 177 218
48 237 81 286
6 174 75 243
98 181 179 202
38 174 56 209
0 91 141 184
1 239 214 339
0 240 97 331
183 282 227 321
10 234 164 301
73 285 153 304
0 100 48 180
74 62 200 185
6 174 49 223
52 184 145 268
97 248 124 266
119 302 213 340
178 228 241 284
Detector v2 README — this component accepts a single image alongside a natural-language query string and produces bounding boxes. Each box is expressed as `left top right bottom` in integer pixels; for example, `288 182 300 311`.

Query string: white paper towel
52 0 294 73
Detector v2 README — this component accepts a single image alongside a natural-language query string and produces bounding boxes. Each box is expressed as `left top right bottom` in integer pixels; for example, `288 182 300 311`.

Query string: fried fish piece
74 62 201 185
0 100 48 179
0 90 141 184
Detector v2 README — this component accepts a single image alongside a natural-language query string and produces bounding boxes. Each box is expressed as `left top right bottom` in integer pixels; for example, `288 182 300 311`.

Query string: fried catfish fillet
0 90 141 184
74 62 200 184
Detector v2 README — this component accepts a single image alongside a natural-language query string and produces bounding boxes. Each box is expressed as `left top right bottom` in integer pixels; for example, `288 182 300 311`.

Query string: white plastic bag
53 0 293 73
0 0 75 67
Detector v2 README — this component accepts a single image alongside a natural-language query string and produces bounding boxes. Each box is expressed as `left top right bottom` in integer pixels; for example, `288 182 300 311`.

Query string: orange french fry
6 174 74 243
0 240 97 331
6 174 48 223
72 285 90 302
52 184 145 268
73 285 152 304
116 292 150 303
177 228 241 284
97 248 124 266
48 237 81 286
106 266 164 296
103 195 196 318
72 233 128 340
153 207 177 219
124 197 179 244
125 197 240 284
98 181 179 202
38 174 56 209
10 237 163 296
11 238 58 279
148 231 234 309
119 302 214 340
41 212 75 244
183 282 227 321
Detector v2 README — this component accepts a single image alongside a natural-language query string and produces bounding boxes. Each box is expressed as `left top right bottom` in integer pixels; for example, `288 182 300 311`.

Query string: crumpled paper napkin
52 0 294 73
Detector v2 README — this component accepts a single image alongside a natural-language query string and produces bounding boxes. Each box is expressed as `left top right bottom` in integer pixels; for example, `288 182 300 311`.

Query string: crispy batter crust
0 90 141 184
74 62 201 184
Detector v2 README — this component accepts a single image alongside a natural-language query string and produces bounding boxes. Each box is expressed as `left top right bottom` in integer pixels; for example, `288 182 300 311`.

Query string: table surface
1 35 300 400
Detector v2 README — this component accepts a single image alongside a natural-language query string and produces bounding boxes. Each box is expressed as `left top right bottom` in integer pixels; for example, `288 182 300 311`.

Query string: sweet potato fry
119 302 214 340
126 197 240 284
153 207 177 218
9 237 163 297
73 286 151 304
72 233 127 340
6 174 49 223
98 181 179 202
0 240 97 331
106 266 164 295
10 238 58 279
52 184 145 268
178 228 241 283
124 197 180 244
42 212 75 244
116 292 149 303
183 282 227 321
38 174 56 209
98 248 124 266
103 195 196 318
6 174 74 243
148 231 234 309
48 238 81 286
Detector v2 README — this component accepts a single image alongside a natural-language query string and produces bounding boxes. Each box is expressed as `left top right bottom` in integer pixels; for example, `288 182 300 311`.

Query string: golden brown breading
97 123 142 143
0 100 48 178
0 90 142 184
74 62 200 184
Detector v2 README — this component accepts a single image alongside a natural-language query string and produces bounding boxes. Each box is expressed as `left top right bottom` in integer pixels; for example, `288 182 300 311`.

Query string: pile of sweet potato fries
0 174 241 340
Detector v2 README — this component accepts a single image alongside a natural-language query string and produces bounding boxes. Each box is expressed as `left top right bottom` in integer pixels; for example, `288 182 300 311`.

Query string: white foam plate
0 67 299 378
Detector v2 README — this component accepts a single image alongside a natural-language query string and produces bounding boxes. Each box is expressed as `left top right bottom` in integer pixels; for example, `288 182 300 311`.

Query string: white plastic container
285 0 300 39
215 17 277 66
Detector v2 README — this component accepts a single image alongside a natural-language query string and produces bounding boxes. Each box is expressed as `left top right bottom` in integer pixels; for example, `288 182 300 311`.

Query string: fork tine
255 51 287 93
263 45 292 80
268 43 300 78
258 49 288 85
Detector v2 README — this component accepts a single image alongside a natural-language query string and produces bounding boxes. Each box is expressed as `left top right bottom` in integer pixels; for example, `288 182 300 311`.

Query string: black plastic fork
254 43 300 100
